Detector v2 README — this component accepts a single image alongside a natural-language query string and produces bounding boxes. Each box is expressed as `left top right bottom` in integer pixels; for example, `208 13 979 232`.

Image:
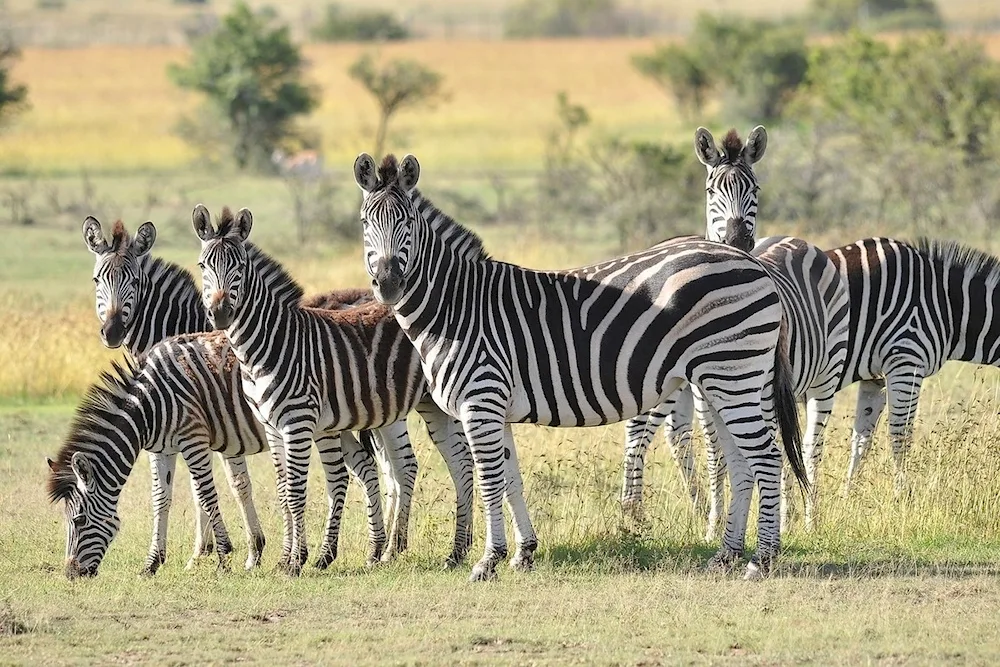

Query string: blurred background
1 0 999 400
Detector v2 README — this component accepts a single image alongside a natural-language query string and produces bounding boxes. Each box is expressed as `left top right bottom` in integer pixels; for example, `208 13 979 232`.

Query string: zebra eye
72 514 87 528
92 277 99 285
197 262 205 270
706 187 716 196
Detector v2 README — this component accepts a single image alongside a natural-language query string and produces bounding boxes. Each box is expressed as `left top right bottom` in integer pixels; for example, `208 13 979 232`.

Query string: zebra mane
914 238 1000 284
47 358 139 503
142 254 199 298
721 129 744 163
411 189 490 263
245 243 306 307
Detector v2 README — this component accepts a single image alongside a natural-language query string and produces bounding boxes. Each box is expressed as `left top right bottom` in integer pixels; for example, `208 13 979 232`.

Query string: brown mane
108 219 129 254
304 298 393 329
216 206 236 237
721 129 744 163
301 288 375 311
378 154 399 188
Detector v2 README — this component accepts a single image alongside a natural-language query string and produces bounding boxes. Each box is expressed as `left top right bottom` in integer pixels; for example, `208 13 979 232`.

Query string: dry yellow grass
0 39 683 174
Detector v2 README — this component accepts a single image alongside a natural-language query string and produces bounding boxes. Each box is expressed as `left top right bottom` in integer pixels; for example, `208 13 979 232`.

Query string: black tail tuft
358 429 377 456
774 318 808 492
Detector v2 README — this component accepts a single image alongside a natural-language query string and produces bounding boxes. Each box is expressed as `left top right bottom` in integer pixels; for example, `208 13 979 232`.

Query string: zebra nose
211 301 235 329
100 312 126 348
724 218 754 253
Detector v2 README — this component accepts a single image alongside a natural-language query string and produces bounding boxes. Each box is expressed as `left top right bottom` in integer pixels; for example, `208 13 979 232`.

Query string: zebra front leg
219 454 266 570
372 421 418 562
342 431 388 566
503 426 538 572
416 400 475 568
842 379 887 496
264 426 295 572
143 451 177 575
279 423 317 577
801 392 835 531
181 444 233 572
695 389 726 543
885 371 923 498
462 407 512 582
312 433 350 570
621 410 662 520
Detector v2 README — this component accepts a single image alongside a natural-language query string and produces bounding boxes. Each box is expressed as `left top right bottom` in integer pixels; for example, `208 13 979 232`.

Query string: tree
348 53 445 160
632 44 711 119
310 4 409 42
810 0 943 32
168 2 319 170
0 39 28 126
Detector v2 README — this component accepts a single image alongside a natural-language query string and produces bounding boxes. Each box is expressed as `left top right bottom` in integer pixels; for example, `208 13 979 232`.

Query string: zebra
622 126 850 533
353 152 808 581
45 334 399 578
192 204 481 575
829 238 1000 496
82 217 395 572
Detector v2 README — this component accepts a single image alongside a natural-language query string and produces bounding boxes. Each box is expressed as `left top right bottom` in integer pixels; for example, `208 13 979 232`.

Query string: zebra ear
132 222 157 257
192 204 214 242
743 125 767 165
354 153 378 193
70 452 95 493
398 154 420 192
235 208 253 241
694 127 721 169
46 457 56 472
82 217 108 254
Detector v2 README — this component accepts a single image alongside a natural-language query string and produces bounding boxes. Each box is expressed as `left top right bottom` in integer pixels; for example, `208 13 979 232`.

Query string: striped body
828 238 1000 492
194 208 475 574
354 153 806 581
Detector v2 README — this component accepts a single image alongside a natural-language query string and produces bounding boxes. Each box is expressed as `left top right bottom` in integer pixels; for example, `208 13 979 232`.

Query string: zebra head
354 153 421 306
82 217 156 348
192 204 252 330
46 453 121 579
693 126 767 253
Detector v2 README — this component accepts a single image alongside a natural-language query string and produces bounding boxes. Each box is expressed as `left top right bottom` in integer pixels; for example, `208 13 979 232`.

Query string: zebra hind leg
372 422 417 563
219 454 266 570
502 426 537 572
182 444 234 572
842 379 886 496
343 431 388 567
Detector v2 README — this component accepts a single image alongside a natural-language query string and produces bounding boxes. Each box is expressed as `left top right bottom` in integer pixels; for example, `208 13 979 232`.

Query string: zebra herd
46 125 1000 582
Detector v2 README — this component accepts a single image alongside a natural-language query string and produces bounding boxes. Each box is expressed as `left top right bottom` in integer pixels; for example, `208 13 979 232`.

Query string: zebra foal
354 153 807 581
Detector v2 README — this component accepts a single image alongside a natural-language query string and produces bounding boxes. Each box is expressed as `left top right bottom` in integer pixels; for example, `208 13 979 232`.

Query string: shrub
504 0 645 38
310 3 409 42
811 0 943 32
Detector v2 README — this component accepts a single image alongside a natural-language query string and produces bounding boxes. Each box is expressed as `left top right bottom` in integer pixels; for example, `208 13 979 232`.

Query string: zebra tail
773 317 808 492
359 429 377 456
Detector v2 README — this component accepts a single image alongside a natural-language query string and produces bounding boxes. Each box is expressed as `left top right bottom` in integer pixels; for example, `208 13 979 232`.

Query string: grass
4 363 1000 663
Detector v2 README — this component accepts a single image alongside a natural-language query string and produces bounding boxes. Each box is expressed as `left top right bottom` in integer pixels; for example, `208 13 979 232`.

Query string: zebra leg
373 421 418 562
742 395 789 581
264 425 295 572
503 426 538 572
311 433 350 570
416 399 475 568
219 454 266 570
462 407 511 582
885 370 923 498
181 444 233 572
695 389 726 543
801 391 836 531
702 404 750 572
142 451 177 575
342 430 389 566
621 409 663 520
843 379 887 495
280 424 317 577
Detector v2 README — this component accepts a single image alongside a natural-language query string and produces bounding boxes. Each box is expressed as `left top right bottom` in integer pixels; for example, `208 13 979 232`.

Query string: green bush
811 0 943 32
310 4 409 42
504 0 644 38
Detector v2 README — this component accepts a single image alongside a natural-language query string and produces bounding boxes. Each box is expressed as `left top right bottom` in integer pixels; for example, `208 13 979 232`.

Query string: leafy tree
311 4 409 42
168 2 319 170
0 40 28 126
632 44 711 119
348 53 445 160
504 0 640 38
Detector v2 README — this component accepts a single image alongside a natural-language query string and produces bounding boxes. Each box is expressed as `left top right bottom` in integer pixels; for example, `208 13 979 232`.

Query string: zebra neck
125 255 209 357
224 256 294 370
950 281 1000 366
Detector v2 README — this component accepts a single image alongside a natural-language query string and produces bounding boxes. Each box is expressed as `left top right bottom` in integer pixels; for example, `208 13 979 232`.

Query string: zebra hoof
706 548 742 574
313 551 336 570
509 551 534 572
469 558 499 582
443 548 467 570
744 554 773 581
620 498 644 522
141 553 164 576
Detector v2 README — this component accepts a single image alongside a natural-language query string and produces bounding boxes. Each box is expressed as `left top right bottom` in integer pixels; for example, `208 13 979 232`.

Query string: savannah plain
3 0 1000 664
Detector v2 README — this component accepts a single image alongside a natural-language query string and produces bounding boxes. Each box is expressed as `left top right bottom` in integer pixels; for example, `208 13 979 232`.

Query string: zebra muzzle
372 257 403 305
100 312 126 348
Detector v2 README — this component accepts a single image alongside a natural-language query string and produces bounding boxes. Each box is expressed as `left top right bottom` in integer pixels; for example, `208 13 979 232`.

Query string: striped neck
124 254 210 357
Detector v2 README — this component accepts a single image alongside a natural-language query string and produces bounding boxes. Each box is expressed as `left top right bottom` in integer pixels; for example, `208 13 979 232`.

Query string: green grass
4 356 1000 664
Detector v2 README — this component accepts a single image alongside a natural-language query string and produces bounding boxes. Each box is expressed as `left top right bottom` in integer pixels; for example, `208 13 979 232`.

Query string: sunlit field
4 12 1000 662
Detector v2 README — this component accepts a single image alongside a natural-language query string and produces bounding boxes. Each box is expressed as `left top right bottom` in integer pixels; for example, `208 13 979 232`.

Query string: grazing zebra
622 127 850 533
830 238 1000 495
82 217 388 572
192 205 479 575
353 153 808 581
